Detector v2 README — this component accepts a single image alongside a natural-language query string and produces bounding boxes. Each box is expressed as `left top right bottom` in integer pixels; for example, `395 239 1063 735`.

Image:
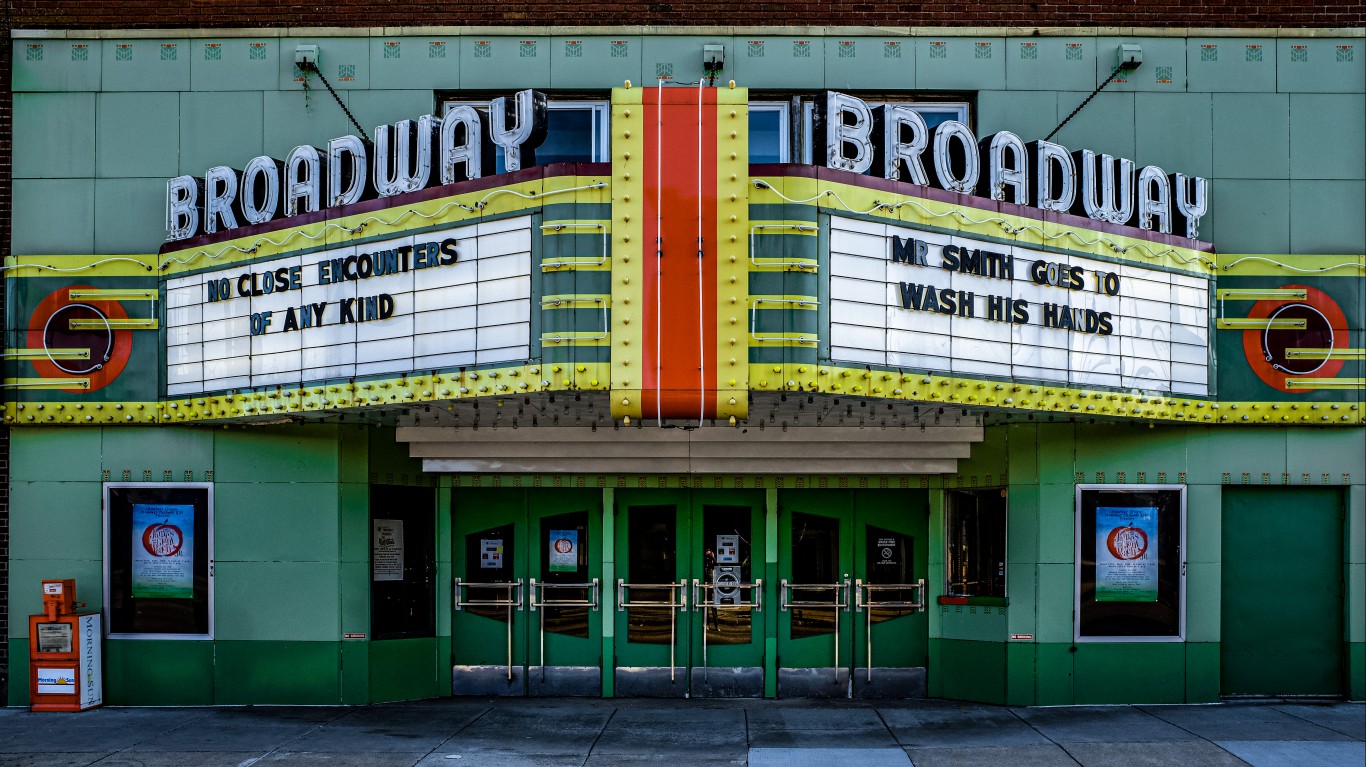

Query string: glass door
451 488 602 696
613 489 766 697
852 489 929 698
777 490 854 698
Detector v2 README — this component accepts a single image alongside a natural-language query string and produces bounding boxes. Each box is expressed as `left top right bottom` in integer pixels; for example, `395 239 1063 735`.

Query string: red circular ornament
1241 285 1349 393
1106 526 1148 561
26 285 133 393
142 522 185 557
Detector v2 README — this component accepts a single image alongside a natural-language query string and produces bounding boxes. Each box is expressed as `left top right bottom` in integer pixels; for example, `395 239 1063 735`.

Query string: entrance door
613 489 765 697
777 489 928 698
1221 487 1345 696
451 488 603 696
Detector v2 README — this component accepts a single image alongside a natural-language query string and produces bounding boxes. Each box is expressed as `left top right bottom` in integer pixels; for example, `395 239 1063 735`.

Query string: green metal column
764 487 779 698
601 487 616 697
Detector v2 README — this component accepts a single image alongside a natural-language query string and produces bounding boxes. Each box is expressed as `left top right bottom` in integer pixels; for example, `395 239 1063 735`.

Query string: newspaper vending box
29 579 103 712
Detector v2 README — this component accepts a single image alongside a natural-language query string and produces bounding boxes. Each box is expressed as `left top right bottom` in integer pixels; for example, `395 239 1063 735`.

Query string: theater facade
6 27 1364 706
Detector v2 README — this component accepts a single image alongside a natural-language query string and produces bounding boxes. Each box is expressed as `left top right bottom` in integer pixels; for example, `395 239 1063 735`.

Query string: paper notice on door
481 538 504 569
1095 506 1159 602
373 519 404 581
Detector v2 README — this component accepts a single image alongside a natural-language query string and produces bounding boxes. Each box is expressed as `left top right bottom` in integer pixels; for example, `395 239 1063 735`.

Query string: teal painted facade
7 28 1365 705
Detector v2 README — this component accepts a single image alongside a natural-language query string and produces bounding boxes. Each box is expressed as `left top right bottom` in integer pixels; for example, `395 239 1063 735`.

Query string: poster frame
103 482 215 640
1073 483 1186 644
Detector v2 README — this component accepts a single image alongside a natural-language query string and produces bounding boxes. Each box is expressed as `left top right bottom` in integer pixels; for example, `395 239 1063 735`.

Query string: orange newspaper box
30 580 103 712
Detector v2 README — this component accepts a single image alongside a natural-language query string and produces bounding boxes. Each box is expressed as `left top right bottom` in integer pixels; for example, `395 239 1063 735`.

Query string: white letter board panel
827 216 1210 396
165 216 533 395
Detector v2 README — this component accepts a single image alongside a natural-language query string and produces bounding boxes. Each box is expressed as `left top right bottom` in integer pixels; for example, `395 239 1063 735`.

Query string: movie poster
1095 506 1158 602
131 504 195 598
548 530 578 573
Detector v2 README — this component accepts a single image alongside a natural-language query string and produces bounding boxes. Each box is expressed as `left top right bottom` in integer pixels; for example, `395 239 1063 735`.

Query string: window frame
1074 483 1187 644
102 481 215 641
747 95 973 164
439 97 612 165
943 488 1009 599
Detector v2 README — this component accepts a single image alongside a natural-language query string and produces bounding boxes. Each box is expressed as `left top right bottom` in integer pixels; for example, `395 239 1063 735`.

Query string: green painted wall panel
215 482 340 562
1290 180 1366 255
213 425 340 482
1005 424 1039 484
1277 39 1366 94
459 36 552 90
213 561 341 641
14 93 97 179
1185 483 1222 564
1035 564 1074 644
1185 561 1221 643
370 638 441 702
1005 559 1037 639
346 91 438 140
823 38 916 91
916 38 1005 92
978 90 1059 146
189 38 280 91
1287 429 1366 479
1005 484 1039 565
937 639 1006 704
1051 91 1136 164
1035 643 1074 705
1075 643 1184 703
338 482 370 564
1185 642 1220 703
277 37 370 91
1186 38 1278 94
1350 642 1364 700
93 177 170 254
262 90 356 161
733 37 826 90
102 427 215 473
179 91 265 175
1005 38 1097 93
12 40 103 92
12 178 95 255
9 481 104 562
1005 641 1036 706
547 36 641 90
939 608 1007 642
104 640 215 705
1036 484 1074 564
369 37 460 91
1213 93 1290 179
340 560 370 637
7 641 31 706
1350 563 1365 644
101 39 190 92
214 641 341 704
342 639 370 704
1136 92 1213 179
96 92 181 179
8 557 104 630
1186 427 1288 482
1289 94 1366 180
1096 36 1188 94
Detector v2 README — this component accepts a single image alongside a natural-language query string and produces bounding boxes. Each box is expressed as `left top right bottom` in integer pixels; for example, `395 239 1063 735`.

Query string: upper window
748 97 971 164
441 99 610 172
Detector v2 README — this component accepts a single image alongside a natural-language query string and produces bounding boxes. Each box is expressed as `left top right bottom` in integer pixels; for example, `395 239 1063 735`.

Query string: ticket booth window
371 486 436 640
103 483 213 639
945 489 1007 598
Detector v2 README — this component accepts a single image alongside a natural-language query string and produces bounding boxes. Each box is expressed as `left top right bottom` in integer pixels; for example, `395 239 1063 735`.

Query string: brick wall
9 0 1365 30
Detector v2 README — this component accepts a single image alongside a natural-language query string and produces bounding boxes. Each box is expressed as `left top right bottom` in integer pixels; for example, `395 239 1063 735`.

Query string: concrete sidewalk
0 698 1361 767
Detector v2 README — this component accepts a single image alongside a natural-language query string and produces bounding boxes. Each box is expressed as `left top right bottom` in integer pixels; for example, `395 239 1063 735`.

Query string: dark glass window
701 505 753 645
946 489 1007 598
789 512 841 640
1077 486 1184 640
463 523 517 623
626 505 677 644
105 484 212 637
539 510 591 639
865 524 915 624
371 485 435 640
